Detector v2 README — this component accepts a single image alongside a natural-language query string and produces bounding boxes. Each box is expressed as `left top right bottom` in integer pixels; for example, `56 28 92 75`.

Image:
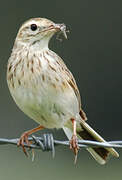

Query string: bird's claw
70 134 79 163
17 133 55 159
17 132 30 156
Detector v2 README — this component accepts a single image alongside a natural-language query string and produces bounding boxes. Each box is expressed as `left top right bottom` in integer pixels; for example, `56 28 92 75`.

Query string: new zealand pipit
7 18 119 164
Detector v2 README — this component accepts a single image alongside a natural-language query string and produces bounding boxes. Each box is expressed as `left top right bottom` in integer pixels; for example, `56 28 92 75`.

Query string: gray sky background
0 0 122 180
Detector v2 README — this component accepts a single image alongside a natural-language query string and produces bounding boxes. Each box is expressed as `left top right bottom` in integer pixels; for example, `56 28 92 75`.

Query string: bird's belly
10 84 79 129
8 49 80 129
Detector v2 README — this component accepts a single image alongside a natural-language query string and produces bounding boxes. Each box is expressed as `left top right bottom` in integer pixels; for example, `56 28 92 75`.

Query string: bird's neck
30 38 49 51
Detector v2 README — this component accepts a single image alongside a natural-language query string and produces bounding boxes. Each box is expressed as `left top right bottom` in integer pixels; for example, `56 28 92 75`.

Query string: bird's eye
30 24 37 31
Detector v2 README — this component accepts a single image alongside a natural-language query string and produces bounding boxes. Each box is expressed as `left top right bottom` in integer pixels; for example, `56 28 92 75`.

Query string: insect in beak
53 23 68 39
43 23 69 41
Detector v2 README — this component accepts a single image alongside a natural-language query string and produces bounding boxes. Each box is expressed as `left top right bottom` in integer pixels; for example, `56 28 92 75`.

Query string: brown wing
58 56 81 109
65 70 87 120
59 58 87 120
49 50 87 120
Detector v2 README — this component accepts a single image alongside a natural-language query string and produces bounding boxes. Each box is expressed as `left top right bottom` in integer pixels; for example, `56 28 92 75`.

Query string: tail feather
77 126 109 161
63 119 119 165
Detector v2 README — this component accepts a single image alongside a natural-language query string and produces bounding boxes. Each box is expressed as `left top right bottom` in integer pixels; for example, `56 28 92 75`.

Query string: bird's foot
17 125 44 156
17 131 30 156
70 134 79 163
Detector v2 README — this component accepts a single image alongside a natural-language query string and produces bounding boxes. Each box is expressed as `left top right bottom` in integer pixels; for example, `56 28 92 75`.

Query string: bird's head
15 18 67 49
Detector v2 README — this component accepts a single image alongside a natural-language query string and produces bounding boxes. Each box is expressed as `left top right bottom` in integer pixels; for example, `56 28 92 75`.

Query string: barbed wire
0 134 122 158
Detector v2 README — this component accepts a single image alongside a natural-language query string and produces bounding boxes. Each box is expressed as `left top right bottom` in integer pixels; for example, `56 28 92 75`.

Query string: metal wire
1 133 121 162
0 134 122 152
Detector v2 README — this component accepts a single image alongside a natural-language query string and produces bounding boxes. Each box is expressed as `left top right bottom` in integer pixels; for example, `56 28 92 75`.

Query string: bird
7 17 119 164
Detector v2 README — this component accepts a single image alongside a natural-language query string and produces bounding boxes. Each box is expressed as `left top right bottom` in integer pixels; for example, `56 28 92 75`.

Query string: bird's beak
53 23 67 39
47 23 67 39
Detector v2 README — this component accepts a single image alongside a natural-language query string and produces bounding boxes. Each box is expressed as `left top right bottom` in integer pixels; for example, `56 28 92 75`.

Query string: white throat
32 37 50 50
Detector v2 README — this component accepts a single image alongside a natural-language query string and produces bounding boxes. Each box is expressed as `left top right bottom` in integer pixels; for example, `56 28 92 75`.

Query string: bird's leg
70 118 79 159
17 125 44 156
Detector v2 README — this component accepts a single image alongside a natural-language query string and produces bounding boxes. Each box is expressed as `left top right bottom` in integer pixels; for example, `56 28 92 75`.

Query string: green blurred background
0 0 122 179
